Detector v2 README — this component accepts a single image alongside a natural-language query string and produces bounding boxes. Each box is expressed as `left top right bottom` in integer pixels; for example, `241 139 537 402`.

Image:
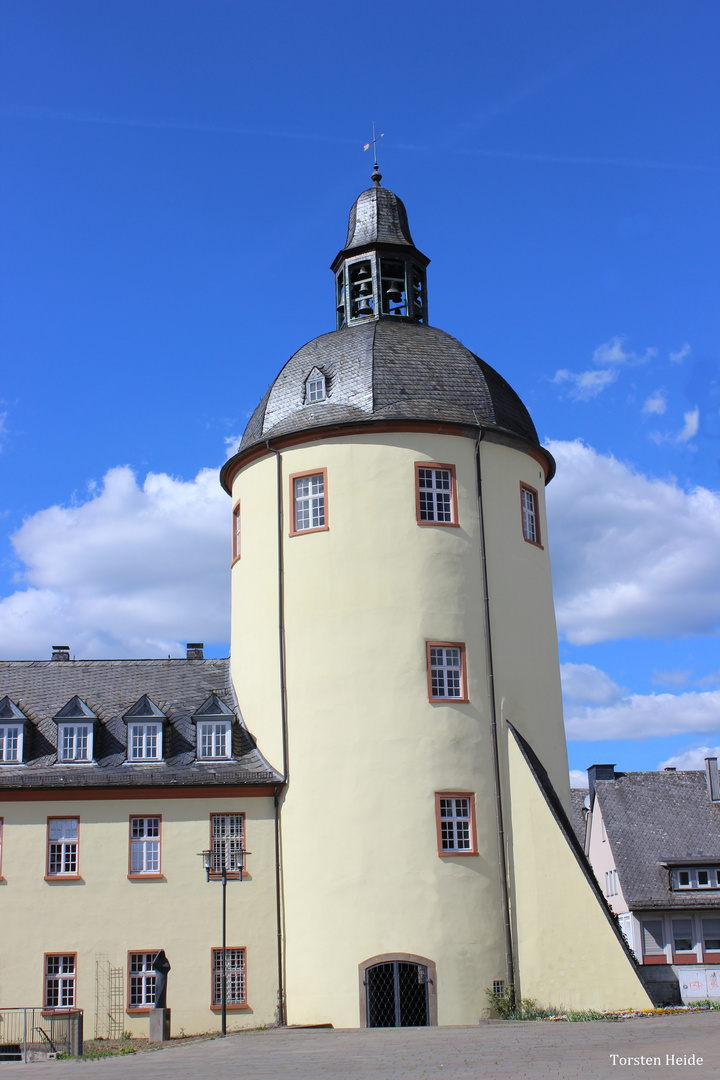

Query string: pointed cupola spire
331 174 430 329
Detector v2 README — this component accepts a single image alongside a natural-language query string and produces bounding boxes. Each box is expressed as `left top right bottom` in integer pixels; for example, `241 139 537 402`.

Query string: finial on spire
363 122 384 185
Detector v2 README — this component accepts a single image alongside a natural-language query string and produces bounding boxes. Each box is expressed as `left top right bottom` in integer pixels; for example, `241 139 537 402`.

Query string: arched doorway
359 953 437 1027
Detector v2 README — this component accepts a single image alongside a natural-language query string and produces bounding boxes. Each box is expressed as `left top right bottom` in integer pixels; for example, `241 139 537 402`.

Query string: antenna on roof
363 123 384 186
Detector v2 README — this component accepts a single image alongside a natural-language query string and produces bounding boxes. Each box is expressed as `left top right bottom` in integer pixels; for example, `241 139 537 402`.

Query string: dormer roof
123 695 166 722
191 693 235 723
0 696 29 723
53 695 97 722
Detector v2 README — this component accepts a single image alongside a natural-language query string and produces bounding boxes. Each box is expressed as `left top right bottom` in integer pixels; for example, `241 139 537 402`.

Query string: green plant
121 1031 133 1041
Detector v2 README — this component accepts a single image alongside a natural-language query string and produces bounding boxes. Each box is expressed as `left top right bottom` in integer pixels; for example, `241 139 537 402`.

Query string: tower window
336 271 346 329
290 470 328 536
427 643 467 702
349 260 374 320
305 369 326 404
435 793 478 855
380 260 407 316
415 464 458 526
520 484 542 546
232 502 241 563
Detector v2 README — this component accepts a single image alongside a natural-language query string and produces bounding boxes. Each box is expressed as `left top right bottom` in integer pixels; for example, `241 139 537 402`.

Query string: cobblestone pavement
2 1014 719 1080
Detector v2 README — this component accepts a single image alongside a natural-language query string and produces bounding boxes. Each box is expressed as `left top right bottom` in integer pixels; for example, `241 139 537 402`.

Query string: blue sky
1 1 719 782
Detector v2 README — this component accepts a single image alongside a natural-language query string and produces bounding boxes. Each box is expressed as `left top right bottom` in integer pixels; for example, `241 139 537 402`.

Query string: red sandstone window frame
231 501 241 565
289 468 329 537
414 463 459 527
209 812 246 880
127 815 163 879
426 642 468 703
45 817 80 881
210 946 248 1011
43 952 77 1012
127 949 160 1012
519 482 543 548
434 793 478 857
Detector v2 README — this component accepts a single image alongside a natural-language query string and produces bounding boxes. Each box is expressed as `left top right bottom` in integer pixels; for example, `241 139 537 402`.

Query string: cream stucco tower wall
222 178 646 1025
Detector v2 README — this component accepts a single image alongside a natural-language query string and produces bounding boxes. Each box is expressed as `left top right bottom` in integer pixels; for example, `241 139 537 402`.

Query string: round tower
221 172 570 1028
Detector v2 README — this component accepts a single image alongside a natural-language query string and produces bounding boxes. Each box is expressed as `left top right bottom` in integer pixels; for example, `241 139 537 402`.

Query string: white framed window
672 917 695 953
641 918 666 958
47 818 79 877
58 723 92 763
128 952 157 1008
129 723 162 762
129 816 161 875
45 954 76 1009
435 794 477 855
212 947 246 1007
291 471 327 534
702 917 720 953
427 643 466 701
198 721 232 761
416 464 456 524
305 368 326 403
0 725 22 763
210 813 245 877
605 869 619 897
520 484 541 545
670 867 720 891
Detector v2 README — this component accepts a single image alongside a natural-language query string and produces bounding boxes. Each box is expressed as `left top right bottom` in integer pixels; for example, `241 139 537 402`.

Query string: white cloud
0 465 230 659
552 367 618 401
670 344 692 364
677 407 699 442
224 434 243 459
652 669 692 687
569 769 589 789
642 390 667 415
546 440 720 643
658 746 720 771
561 662 624 705
553 336 657 402
565 688 720 741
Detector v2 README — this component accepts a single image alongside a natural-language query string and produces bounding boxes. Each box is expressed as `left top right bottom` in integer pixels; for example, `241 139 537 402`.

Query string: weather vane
363 123 384 183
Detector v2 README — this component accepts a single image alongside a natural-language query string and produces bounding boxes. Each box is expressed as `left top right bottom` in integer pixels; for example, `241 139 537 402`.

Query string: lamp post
198 844 248 1036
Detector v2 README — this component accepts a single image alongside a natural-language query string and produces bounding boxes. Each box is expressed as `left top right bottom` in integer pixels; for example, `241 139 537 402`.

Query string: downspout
474 425 516 1006
267 440 289 1025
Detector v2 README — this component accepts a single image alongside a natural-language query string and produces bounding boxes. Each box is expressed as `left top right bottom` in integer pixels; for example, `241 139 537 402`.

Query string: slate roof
0 658 281 789
570 788 589 848
343 185 415 250
235 319 547 465
597 771 720 910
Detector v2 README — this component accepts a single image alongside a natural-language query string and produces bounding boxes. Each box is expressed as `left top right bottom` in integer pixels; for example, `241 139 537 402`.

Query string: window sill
429 697 470 705
417 520 460 528
210 1004 249 1012
127 874 165 881
289 525 330 538
44 875 83 883
207 871 246 881
124 760 165 766
126 1007 153 1014
230 555 241 568
41 1009 77 1018
522 538 544 550
438 851 478 858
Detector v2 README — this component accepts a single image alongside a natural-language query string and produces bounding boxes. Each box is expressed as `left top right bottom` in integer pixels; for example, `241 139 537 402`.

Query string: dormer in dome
331 173 430 329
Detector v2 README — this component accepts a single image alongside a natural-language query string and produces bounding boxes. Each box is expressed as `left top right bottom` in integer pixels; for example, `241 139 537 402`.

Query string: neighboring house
581 761 720 1004
0 173 654 1035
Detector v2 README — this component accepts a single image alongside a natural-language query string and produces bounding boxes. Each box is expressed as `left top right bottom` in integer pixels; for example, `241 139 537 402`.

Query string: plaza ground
1 1014 719 1080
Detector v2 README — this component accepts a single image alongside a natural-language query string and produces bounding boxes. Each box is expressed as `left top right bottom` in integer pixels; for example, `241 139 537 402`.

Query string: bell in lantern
386 280 403 304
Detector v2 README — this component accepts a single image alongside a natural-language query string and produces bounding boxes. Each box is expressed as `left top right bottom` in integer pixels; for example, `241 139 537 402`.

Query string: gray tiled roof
0 658 281 789
236 319 543 458
597 771 720 910
570 788 589 848
344 186 415 250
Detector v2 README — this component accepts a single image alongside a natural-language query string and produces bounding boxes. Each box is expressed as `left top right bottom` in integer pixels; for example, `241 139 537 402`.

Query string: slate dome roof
234 318 545 462
344 184 415 250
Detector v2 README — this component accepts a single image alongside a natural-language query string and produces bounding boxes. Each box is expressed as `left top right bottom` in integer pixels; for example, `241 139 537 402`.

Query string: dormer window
670 866 720 890
53 696 97 764
123 696 166 763
0 698 28 764
305 368 326 404
192 693 235 762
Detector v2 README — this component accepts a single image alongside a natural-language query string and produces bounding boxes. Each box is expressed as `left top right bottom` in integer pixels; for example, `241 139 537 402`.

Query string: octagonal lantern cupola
331 169 430 329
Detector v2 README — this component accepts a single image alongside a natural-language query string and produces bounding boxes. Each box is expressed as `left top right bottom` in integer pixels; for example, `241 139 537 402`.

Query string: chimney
51 645 70 662
587 763 616 804
186 642 204 660
705 757 720 802
664 767 676 771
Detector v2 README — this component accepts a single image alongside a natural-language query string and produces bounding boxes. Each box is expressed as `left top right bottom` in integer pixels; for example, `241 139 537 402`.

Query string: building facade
0 173 653 1034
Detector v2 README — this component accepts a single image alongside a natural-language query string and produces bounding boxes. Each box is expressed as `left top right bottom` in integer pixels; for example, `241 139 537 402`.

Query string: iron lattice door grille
366 961 429 1027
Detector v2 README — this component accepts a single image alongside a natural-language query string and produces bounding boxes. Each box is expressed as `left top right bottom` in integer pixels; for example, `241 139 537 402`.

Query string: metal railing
0 1008 83 1061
